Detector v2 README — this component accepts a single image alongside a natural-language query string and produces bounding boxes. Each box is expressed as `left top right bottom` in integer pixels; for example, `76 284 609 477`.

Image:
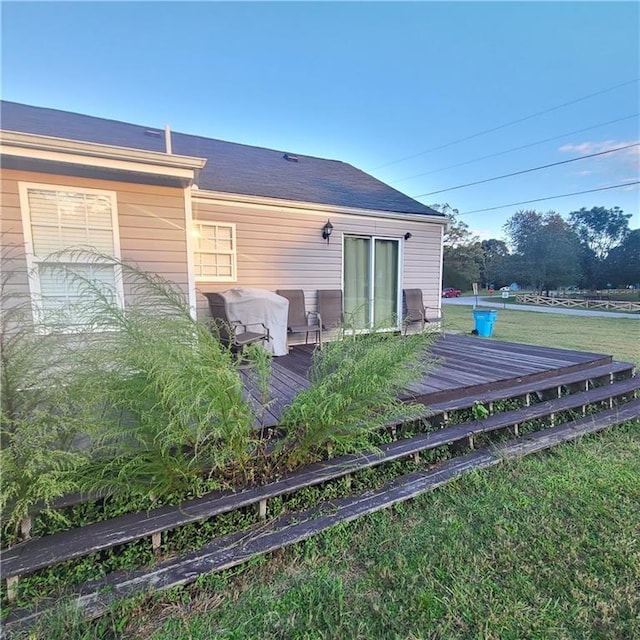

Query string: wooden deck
5 397 639 631
3 332 637 629
243 333 614 428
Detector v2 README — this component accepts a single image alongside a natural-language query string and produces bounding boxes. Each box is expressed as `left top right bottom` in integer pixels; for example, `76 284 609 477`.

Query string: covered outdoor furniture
204 292 271 353
317 289 343 330
276 289 322 347
402 289 430 332
205 288 289 356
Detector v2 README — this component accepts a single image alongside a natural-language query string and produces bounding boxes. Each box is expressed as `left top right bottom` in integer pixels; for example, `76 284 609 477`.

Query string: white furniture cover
220 288 289 356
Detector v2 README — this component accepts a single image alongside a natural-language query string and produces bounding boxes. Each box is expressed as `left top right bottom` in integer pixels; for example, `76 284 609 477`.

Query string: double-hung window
192 221 237 282
19 182 123 330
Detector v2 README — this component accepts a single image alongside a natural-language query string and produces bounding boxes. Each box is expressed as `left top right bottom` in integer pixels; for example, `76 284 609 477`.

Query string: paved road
442 296 640 320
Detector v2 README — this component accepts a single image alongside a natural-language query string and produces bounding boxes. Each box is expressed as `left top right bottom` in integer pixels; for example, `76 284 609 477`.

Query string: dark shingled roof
1 101 442 217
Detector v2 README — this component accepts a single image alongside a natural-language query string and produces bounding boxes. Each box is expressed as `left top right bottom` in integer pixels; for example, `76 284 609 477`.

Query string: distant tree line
433 204 638 294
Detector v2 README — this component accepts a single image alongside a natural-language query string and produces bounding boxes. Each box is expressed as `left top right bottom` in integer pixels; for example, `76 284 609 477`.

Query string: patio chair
276 289 322 347
317 289 343 330
402 289 430 332
204 292 270 352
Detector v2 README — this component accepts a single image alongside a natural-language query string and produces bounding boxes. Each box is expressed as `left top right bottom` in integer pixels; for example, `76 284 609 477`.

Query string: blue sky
2 1 638 240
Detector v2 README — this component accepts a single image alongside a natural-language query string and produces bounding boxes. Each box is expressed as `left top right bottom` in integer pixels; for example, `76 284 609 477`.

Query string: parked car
442 287 462 298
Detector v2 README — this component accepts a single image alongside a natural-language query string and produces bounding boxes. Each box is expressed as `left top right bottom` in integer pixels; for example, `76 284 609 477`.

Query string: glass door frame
342 233 404 332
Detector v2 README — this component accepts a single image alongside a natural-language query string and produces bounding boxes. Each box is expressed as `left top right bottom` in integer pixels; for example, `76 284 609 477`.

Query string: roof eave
191 187 448 224
0 130 207 180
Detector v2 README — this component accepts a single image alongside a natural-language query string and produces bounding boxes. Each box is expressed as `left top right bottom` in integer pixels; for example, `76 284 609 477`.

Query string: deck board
254 334 614 428
6 399 638 633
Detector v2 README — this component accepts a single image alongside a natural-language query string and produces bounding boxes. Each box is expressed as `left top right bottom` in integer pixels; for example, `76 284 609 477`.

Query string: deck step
412 334 615 404
247 335 619 427
19 361 636 517
427 360 635 413
5 398 639 634
2 375 638 581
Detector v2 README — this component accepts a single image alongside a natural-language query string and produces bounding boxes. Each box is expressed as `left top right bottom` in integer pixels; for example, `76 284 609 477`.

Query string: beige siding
1 169 190 312
1 175 30 305
192 195 444 320
2 167 444 340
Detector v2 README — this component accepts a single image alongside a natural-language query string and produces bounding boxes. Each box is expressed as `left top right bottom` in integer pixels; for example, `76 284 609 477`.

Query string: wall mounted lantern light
404 232 412 240
322 219 334 244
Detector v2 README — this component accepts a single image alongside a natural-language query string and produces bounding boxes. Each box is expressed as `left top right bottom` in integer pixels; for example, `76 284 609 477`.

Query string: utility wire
414 143 639 197
370 78 639 171
392 113 639 183
453 182 640 216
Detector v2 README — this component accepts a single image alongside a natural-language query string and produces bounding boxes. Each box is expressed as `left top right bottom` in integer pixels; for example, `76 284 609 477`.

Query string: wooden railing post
152 532 162 555
20 517 32 540
6 575 18 602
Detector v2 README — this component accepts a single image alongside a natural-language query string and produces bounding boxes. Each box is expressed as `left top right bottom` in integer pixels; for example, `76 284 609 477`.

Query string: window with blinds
19 183 123 329
192 221 237 282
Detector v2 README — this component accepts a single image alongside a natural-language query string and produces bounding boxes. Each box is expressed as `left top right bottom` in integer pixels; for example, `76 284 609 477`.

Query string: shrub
46 251 263 501
275 325 437 468
0 245 88 536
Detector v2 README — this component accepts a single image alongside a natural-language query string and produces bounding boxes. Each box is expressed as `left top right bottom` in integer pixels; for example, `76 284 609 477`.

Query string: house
0 100 447 341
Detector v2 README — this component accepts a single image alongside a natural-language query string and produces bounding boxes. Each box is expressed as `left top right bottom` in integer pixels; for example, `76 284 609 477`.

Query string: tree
569 206 632 289
604 229 640 287
478 239 509 288
504 210 581 294
569 206 631 261
431 204 482 290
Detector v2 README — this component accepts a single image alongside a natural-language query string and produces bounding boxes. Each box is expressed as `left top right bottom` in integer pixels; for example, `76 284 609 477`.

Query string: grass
442 303 640 366
13 307 640 639
122 422 640 640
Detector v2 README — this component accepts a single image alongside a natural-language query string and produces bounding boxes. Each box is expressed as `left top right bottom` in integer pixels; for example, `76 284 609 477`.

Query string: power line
391 113 639 183
414 143 639 197
370 78 639 171
454 182 640 216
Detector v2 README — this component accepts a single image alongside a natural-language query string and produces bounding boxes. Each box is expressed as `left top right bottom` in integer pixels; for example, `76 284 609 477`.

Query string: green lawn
442 302 640 366
23 309 640 640
131 423 639 640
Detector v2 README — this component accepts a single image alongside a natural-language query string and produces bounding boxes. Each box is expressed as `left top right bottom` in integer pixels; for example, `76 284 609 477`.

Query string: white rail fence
514 294 640 313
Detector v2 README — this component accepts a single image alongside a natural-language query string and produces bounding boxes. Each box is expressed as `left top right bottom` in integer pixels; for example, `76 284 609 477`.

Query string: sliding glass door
344 236 401 330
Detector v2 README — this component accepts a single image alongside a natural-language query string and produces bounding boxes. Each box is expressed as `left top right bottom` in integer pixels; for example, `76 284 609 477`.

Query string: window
343 236 402 330
192 221 237 282
19 183 123 329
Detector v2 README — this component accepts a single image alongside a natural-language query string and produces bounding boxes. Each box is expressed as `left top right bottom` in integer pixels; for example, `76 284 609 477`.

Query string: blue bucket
473 309 497 337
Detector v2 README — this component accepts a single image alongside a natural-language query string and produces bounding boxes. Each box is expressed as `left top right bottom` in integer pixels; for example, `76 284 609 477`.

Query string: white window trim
192 221 238 283
18 181 124 331
183 187 197 319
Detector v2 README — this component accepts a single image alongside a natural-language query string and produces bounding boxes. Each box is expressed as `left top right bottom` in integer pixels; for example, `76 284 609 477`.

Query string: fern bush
0 246 89 536
2 245 440 537
276 324 437 468
48 251 263 501
242 342 274 438
0 412 89 538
